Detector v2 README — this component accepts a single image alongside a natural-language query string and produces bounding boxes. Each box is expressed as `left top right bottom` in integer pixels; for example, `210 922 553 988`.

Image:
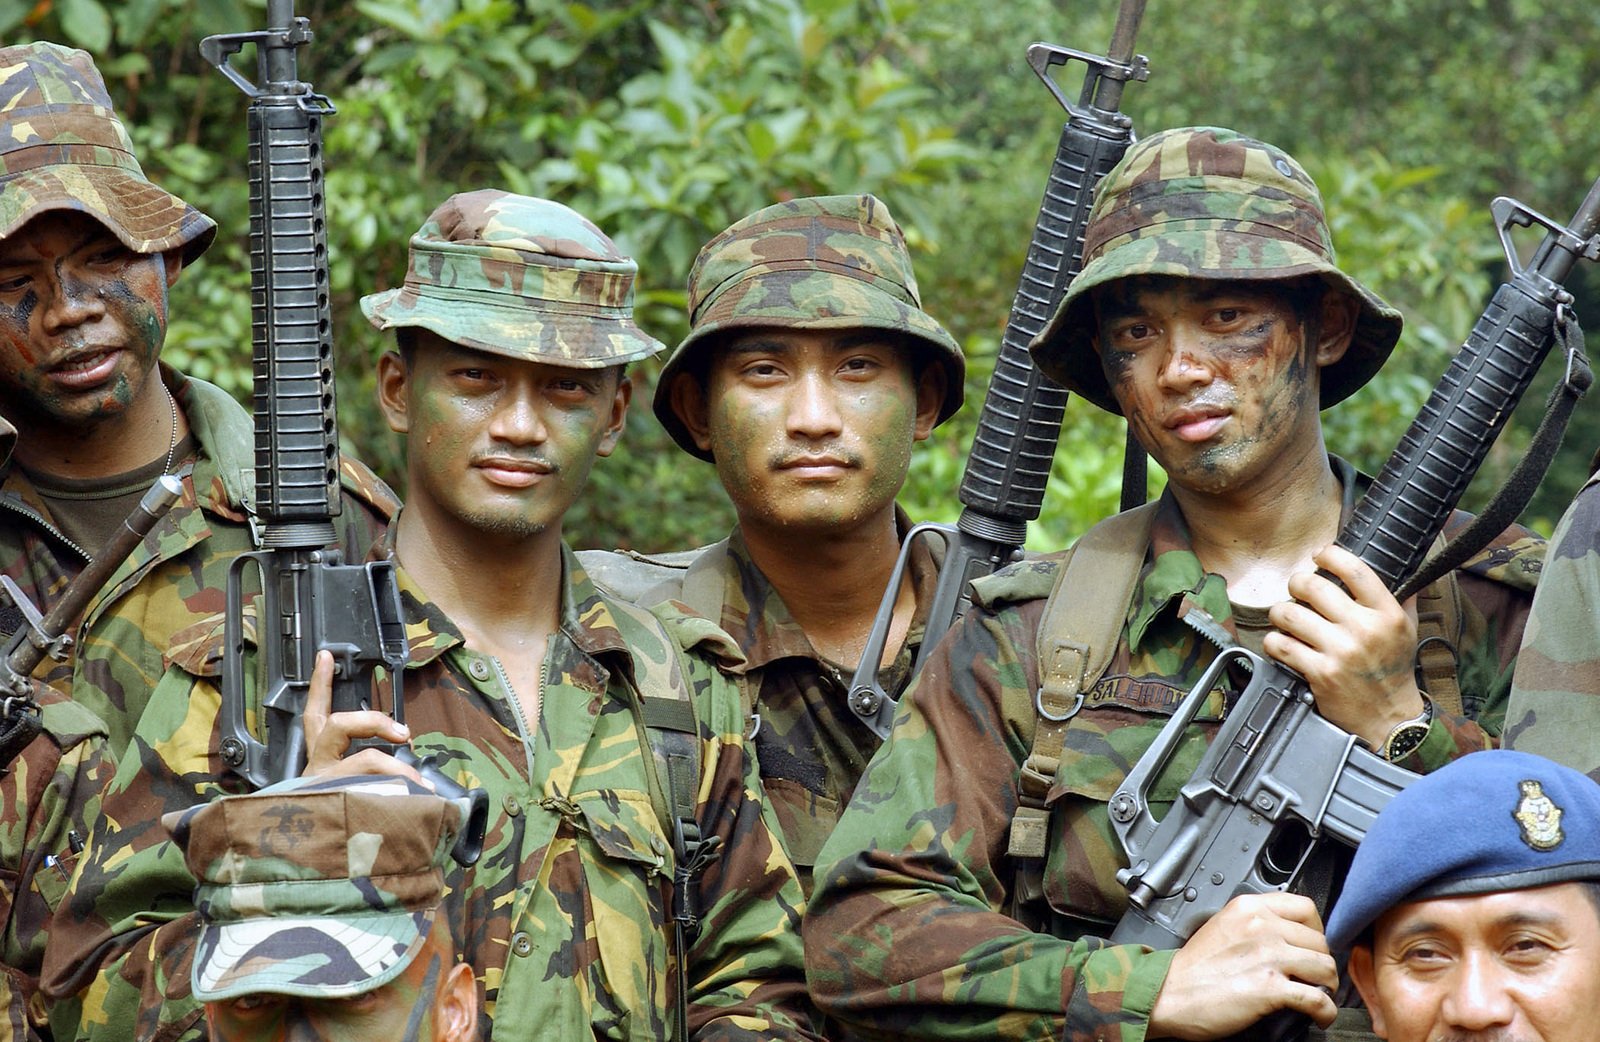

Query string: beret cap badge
1513 779 1565 852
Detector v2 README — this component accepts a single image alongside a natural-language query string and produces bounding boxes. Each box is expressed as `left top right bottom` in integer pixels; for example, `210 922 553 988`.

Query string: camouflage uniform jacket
43 531 819 1042
588 511 940 895
0 365 397 754
3 689 115 1042
1505 467 1600 777
804 459 1542 1041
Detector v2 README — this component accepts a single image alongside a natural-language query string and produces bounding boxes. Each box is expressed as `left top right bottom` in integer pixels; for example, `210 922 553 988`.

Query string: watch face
1386 723 1430 761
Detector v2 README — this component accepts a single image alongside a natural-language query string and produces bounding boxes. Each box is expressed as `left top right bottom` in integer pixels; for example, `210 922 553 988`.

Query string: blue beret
1326 749 1600 952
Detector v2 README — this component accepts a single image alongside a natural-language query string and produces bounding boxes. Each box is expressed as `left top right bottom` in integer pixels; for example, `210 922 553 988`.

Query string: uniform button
468 659 492 681
511 931 533 957
503 793 522 816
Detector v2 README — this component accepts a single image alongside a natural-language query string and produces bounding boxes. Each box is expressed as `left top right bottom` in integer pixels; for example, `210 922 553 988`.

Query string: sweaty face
0 210 173 431
1091 275 1338 497
381 331 628 542
687 328 939 535
1350 883 1600 1042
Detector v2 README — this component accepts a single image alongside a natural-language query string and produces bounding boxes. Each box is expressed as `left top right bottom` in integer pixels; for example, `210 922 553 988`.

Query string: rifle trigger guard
1035 686 1083 723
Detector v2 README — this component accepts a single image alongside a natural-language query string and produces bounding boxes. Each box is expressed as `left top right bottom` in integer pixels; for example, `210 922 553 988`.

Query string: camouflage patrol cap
1030 126 1402 415
653 194 965 461
0 42 215 263
361 189 663 368
165 773 462 1002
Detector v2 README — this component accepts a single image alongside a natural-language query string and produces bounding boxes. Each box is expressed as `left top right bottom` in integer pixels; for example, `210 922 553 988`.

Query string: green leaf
57 0 113 51
0 1 28 37
355 1 431 36
109 0 164 44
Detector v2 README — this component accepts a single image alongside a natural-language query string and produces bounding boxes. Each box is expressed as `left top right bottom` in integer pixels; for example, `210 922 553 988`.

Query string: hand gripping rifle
848 1 1150 738
0 477 182 771
201 2 486 864
1106 173 1600 1035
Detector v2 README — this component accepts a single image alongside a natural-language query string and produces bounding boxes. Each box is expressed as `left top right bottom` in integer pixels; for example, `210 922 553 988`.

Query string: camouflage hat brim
653 267 965 462
0 42 215 264
362 286 663 369
1030 226 1402 415
0 163 216 265
192 907 436 1002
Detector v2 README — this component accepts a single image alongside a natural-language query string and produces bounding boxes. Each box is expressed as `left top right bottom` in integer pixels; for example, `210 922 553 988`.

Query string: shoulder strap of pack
1007 503 1158 892
675 538 732 626
620 603 722 1042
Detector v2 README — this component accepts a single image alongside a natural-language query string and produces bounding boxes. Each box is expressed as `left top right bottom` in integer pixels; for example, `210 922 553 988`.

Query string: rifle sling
1397 315 1590 606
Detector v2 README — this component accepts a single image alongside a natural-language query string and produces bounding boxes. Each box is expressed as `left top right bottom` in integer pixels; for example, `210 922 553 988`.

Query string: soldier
44 191 819 1042
1504 464 1600 776
1 400 116 1036
0 42 396 752
581 194 963 892
804 127 1543 1041
1326 749 1600 1042
169 774 477 1042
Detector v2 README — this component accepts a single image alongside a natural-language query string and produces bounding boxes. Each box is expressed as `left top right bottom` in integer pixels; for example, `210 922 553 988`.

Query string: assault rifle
1107 172 1600 1033
0 476 182 771
201 2 486 864
849 1 1151 738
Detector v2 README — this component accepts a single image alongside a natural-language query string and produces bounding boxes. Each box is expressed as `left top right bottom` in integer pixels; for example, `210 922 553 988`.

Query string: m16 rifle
849 0 1151 738
1106 171 1600 1035
0 476 182 771
201 2 485 864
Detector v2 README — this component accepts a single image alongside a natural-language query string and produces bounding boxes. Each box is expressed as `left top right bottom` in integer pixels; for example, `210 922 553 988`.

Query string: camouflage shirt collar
378 519 633 670
168 365 254 519
723 505 941 671
1127 455 1363 653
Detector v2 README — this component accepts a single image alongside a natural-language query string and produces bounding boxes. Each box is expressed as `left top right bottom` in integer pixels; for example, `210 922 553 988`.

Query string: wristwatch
1380 694 1435 761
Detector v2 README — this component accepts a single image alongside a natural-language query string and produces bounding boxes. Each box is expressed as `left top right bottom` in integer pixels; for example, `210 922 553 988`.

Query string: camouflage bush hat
1030 126 1403 415
653 194 965 461
361 189 663 368
165 773 463 1002
0 42 215 263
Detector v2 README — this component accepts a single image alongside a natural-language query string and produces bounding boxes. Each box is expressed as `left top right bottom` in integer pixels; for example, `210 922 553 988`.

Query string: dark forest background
11 0 1598 550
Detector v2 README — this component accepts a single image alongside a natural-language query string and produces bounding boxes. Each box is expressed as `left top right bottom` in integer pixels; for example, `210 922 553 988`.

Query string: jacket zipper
0 495 92 563
494 652 545 782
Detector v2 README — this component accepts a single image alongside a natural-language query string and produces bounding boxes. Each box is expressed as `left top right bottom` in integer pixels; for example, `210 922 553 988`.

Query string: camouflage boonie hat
1030 126 1402 415
165 774 462 1002
654 194 965 461
0 42 215 263
361 189 663 368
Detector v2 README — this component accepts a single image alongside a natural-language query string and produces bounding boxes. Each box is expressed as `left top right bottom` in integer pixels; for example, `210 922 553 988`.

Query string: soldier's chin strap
1119 428 1148 512
1396 313 1591 603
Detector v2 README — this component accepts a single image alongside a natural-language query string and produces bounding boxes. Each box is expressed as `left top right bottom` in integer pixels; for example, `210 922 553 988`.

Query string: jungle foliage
7 0 1598 550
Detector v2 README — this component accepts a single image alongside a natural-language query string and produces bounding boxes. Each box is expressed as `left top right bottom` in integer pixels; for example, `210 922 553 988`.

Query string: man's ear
160 246 186 289
1314 289 1360 368
595 371 633 458
435 960 479 1042
668 372 715 454
912 360 947 441
1345 943 1388 1039
376 350 412 435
